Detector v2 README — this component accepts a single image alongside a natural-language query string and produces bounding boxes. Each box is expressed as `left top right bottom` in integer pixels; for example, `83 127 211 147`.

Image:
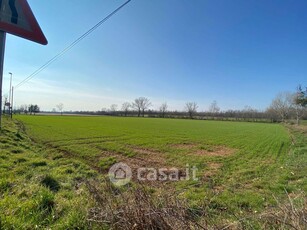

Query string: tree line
13 86 307 124
12 104 40 115
267 85 307 124
99 86 307 124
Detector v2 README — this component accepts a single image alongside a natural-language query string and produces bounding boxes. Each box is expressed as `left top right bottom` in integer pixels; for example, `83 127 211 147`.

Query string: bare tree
208 100 220 118
110 104 118 113
242 106 258 121
122 102 131 117
266 107 278 123
159 102 168 118
132 98 142 117
268 92 293 122
132 97 152 117
19 104 28 114
292 101 305 125
21 104 28 115
185 102 198 119
56 103 64 115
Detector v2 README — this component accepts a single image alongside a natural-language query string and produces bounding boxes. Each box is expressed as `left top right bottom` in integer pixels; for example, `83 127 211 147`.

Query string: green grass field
0 115 306 228
16 116 299 203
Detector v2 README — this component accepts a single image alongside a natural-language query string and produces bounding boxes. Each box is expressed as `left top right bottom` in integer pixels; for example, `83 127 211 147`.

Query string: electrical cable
14 0 131 90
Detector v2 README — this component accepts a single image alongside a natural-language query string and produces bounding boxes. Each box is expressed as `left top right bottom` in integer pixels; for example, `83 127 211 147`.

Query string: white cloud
12 78 188 111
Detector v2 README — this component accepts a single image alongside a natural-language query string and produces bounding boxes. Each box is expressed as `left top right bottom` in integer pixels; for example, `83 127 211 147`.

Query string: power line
14 0 131 90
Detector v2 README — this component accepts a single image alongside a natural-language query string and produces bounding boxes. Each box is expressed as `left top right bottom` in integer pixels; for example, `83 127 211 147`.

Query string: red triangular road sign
0 0 47 45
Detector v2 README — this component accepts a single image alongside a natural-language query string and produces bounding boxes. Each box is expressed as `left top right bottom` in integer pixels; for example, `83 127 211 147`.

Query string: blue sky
2 0 307 111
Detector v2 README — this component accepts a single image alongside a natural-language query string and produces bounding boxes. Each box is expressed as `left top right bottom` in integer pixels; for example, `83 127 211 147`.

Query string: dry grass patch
86 179 211 229
258 192 307 229
202 163 222 181
99 147 189 187
129 147 167 168
99 147 168 169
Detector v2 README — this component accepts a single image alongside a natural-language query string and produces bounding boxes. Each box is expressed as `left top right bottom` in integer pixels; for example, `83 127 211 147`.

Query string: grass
18 116 293 196
0 118 96 229
99 156 117 170
0 115 306 228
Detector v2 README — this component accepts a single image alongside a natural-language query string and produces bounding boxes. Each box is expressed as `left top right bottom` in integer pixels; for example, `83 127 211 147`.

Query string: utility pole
0 31 6 130
2 96 6 115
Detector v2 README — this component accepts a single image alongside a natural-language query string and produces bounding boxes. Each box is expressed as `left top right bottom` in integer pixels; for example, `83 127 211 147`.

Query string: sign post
0 0 47 130
0 31 6 129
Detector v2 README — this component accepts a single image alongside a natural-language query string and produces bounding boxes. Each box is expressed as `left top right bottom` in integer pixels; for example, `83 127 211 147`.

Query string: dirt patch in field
203 162 222 178
128 147 168 168
100 147 189 187
127 147 189 187
172 143 236 157
194 146 236 157
209 162 222 170
171 143 198 149
132 147 161 156
100 147 169 169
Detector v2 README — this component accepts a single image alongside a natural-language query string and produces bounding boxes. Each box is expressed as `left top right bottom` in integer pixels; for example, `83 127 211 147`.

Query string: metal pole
0 31 6 130
8 72 12 116
3 96 6 115
10 86 13 119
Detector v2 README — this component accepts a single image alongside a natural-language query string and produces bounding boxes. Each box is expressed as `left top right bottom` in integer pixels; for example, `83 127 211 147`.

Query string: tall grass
86 179 210 229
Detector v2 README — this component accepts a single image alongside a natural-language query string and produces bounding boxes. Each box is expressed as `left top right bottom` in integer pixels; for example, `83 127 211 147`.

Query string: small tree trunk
296 112 300 125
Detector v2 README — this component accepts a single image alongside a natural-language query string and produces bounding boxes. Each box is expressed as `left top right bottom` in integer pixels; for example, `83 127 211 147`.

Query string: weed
14 158 27 164
52 154 63 160
15 132 23 140
99 157 117 170
37 189 55 212
11 148 24 154
0 179 12 193
86 179 210 229
41 175 60 192
31 161 47 167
